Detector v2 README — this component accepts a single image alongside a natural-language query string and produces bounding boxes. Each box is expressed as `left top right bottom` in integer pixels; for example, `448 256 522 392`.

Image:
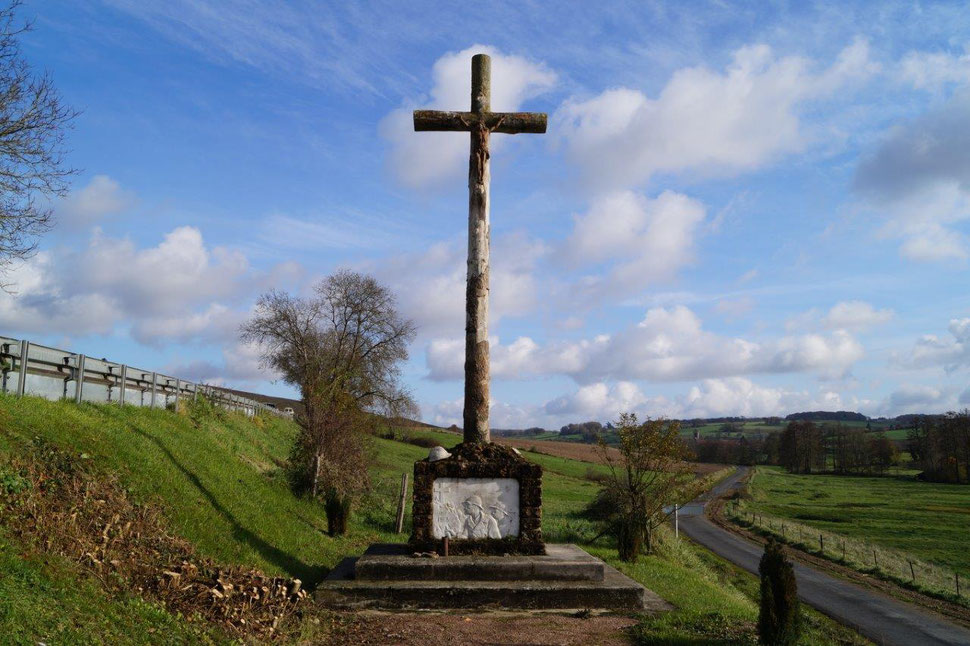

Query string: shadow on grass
129 425 329 588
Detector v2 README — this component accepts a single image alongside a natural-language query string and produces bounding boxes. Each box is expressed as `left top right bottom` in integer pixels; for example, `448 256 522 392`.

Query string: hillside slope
0 395 869 645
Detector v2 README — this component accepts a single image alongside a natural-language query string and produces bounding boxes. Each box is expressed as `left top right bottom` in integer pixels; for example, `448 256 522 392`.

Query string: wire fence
726 501 968 605
0 335 284 419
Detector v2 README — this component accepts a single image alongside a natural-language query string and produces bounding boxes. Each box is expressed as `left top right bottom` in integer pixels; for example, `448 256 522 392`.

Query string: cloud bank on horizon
4 0 970 428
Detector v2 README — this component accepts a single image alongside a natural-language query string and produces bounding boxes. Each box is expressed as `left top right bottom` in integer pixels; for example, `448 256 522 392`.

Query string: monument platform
315 543 659 610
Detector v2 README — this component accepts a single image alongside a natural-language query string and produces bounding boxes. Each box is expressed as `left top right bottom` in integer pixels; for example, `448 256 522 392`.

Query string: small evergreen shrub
758 538 801 645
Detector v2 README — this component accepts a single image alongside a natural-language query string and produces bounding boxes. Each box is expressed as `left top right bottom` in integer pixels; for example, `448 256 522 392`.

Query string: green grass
0 395 869 644
743 466 970 573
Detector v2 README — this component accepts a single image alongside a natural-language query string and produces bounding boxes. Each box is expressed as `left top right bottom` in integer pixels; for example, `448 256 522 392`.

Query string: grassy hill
0 394 867 645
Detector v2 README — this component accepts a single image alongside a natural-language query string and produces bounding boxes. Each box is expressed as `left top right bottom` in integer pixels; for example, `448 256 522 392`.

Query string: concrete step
354 543 605 582
316 544 661 611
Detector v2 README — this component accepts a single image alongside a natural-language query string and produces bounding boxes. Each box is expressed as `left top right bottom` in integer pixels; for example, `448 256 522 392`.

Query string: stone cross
414 53 547 445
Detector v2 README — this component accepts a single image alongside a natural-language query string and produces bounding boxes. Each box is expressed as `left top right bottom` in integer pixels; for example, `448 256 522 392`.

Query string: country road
679 467 970 646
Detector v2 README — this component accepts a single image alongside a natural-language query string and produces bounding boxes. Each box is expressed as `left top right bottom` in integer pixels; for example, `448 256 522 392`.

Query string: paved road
679 467 970 646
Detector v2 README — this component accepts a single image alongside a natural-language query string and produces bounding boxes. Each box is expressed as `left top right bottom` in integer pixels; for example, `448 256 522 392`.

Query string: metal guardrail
0 335 284 418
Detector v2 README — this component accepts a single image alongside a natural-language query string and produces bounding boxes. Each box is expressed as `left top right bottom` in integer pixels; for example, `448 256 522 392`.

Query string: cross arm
413 110 547 134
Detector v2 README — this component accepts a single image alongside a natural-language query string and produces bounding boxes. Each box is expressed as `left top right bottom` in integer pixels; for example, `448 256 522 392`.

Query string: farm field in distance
744 466 970 572
499 417 910 446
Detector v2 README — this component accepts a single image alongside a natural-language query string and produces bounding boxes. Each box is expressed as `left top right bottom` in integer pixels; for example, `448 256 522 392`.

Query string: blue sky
4 0 970 427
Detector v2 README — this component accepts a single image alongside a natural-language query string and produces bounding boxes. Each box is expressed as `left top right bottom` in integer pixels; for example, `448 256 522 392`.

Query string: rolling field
743 466 970 572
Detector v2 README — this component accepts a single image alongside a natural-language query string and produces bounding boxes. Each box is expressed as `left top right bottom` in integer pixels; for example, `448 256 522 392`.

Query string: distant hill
224 388 440 429
784 410 868 422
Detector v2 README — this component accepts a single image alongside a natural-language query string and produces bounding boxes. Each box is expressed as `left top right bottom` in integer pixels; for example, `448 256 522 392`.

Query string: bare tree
587 413 694 561
0 1 77 278
241 270 416 533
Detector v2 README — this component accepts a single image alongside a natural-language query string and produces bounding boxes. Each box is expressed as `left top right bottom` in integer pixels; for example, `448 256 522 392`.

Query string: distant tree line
777 422 899 475
907 411 970 484
690 421 901 476
560 420 604 443
784 410 867 422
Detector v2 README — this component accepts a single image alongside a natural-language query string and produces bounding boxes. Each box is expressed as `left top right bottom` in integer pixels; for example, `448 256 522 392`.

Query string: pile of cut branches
0 439 308 640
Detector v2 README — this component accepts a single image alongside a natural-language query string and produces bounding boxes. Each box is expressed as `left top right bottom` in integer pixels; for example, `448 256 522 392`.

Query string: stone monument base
315 543 662 611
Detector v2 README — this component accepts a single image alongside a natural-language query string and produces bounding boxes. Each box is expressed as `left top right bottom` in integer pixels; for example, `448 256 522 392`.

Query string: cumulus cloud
57 175 136 229
855 90 970 261
557 39 876 190
0 226 293 346
789 300 893 332
543 381 652 419
427 306 863 383
382 44 555 189
560 190 706 296
426 377 865 428
165 341 276 385
896 318 970 372
822 301 893 330
367 231 547 338
899 47 970 90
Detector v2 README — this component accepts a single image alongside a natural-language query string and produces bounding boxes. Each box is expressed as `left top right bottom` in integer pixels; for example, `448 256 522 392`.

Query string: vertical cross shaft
465 54 491 444
412 53 547 446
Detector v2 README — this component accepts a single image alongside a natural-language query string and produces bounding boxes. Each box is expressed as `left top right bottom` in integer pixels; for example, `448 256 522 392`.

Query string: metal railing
0 335 283 418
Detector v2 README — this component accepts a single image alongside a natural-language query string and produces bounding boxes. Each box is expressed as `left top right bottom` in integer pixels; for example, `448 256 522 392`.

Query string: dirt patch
492 436 721 478
322 610 637 645
0 439 308 641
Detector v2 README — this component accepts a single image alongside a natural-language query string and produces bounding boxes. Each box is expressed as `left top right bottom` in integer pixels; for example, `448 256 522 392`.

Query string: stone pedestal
411 442 543 555
316 543 661 611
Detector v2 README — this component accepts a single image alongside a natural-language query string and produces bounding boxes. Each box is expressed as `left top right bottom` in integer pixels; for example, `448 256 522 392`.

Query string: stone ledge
316 543 665 612
354 543 604 582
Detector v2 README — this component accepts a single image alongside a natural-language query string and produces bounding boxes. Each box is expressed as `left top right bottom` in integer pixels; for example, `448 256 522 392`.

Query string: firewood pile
1 440 310 640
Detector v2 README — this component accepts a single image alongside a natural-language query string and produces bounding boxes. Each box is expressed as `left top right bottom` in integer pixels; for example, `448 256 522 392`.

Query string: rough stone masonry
410 53 547 554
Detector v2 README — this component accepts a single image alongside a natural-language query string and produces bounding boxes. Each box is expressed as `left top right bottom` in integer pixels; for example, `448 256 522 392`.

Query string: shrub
405 436 440 449
758 538 801 645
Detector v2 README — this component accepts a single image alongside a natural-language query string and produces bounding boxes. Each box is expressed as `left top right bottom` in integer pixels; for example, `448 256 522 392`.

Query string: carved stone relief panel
432 477 519 539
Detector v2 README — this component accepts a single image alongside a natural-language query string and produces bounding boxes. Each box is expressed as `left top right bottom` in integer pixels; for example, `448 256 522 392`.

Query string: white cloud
787 301 894 333
165 341 276 385
368 231 546 338
427 306 863 383
57 175 136 229
897 318 970 372
823 301 893 331
899 47 970 90
131 303 246 346
0 226 292 347
855 90 970 262
543 381 652 420
560 190 706 296
382 44 556 189
426 376 869 429
557 39 876 190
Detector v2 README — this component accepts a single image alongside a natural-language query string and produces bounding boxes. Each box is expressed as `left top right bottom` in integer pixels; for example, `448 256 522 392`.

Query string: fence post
1 343 8 393
957 572 961 597
842 540 846 562
119 365 127 405
150 372 157 408
909 560 916 583
873 548 878 568
16 340 29 396
174 378 180 411
819 534 824 554
74 354 86 404
394 473 409 533
193 382 198 402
